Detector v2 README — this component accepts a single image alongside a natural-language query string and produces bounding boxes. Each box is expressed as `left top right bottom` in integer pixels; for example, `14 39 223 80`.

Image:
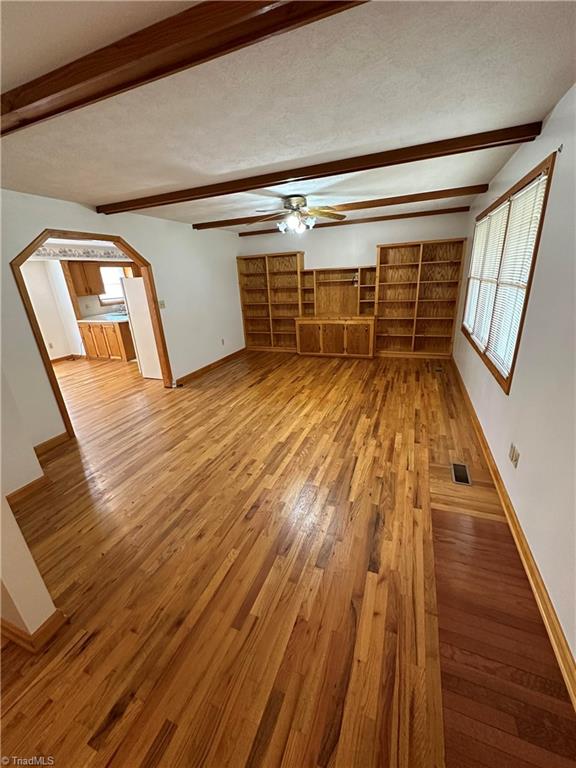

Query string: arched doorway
10 228 173 437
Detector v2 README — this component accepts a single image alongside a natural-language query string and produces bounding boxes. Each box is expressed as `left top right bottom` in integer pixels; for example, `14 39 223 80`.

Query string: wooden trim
10 229 173 396
193 187 486 230
411 244 424 351
97 124 541 214
451 360 576 712
175 348 247 386
239 206 471 237
476 152 556 221
1 609 68 653
34 431 71 459
461 153 556 394
10 229 175 442
11 259 75 436
1 1 363 136
60 261 81 319
5 475 50 506
49 354 75 364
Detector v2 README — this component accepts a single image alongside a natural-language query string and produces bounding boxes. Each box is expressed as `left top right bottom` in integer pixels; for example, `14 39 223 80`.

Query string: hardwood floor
2 353 574 767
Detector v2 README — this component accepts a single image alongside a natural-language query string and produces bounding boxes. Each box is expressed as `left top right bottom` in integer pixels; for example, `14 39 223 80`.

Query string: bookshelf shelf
238 240 464 359
375 239 465 357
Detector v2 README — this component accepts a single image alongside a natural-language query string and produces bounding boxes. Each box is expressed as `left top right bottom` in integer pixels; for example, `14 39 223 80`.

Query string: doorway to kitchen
11 229 173 438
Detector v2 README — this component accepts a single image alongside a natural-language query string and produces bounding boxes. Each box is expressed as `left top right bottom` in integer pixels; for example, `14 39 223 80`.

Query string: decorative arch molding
10 228 174 438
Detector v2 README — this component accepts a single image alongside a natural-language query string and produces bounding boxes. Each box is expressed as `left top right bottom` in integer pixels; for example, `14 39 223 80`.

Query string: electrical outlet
158 300 166 309
509 443 520 468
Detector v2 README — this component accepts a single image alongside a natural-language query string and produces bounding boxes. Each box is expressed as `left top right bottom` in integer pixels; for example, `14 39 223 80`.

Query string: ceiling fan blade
307 208 346 221
255 208 285 214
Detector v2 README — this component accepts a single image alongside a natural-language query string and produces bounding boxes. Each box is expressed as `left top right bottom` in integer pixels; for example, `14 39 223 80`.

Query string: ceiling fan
251 195 346 233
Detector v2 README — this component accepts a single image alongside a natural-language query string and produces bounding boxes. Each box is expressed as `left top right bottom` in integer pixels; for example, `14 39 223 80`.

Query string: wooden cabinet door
69 262 88 295
83 263 105 295
321 323 345 355
346 323 372 356
79 325 97 357
91 325 110 358
104 325 122 359
297 323 321 354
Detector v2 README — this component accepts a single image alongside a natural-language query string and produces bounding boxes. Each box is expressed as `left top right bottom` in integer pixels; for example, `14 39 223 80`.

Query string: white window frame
99 265 127 305
461 153 555 394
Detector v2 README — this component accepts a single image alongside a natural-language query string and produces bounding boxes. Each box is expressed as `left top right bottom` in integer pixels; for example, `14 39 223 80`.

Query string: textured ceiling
1 1 194 90
1 1 575 229
142 148 515 231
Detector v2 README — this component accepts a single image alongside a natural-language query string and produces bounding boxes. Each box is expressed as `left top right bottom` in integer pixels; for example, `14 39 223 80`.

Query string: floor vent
451 462 471 485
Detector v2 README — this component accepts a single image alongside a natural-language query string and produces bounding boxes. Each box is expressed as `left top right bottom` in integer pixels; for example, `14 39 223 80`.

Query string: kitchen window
462 153 555 393
99 266 126 305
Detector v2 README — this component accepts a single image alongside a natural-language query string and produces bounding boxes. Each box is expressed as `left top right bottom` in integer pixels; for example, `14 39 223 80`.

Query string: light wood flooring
2 353 575 767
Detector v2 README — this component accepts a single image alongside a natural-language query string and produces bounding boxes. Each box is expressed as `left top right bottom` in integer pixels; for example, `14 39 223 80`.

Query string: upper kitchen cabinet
68 261 105 296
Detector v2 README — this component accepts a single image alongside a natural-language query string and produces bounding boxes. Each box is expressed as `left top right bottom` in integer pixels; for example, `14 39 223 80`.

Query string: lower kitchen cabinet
79 321 136 362
79 325 97 357
296 318 374 358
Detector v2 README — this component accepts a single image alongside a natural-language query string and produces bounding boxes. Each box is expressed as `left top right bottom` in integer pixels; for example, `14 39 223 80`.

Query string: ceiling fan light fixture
285 213 300 230
277 207 317 234
305 216 316 230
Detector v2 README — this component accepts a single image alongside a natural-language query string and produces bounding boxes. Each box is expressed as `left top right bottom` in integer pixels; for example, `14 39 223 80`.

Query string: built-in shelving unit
237 252 303 351
238 240 464 358
374 239 465 357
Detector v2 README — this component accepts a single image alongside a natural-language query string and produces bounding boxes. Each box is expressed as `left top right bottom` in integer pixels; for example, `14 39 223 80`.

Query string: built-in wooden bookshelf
297 265 377 317
375 238 465 357
238 252 303 351
238 240 464 357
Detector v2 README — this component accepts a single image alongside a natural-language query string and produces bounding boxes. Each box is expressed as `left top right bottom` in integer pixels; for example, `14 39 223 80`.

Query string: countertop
77 313 129 324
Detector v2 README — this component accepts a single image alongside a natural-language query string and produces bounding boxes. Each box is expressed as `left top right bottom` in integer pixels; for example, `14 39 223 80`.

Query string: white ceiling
1 1 575 233
1 1 195 91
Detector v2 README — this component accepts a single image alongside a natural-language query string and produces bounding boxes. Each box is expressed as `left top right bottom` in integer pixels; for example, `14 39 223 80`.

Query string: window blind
462 168 549 385
471 202 509 350
485 176 547 376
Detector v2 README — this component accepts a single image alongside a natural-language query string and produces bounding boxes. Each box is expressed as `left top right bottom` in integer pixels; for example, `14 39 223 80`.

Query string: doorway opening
11 229 173 438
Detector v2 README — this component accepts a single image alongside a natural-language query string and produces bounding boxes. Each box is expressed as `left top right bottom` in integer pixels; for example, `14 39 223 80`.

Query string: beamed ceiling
1 1 575 235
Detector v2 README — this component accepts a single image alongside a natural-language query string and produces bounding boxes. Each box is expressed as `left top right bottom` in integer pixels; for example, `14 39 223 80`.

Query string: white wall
1 189 244 447
1 374 56 633
1 372 43 495
45 261 83 354
238 211 470 267
21 260 81 359
1 498 57 633
454 85 576 654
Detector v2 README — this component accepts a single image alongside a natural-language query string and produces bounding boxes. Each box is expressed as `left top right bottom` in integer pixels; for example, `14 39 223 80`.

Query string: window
462 154 555 393
99 266 126 305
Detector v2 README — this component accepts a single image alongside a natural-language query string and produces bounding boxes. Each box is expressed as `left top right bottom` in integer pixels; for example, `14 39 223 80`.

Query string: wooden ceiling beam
331 184 488 211
1 1 364 136
238 205 471 236
192 184 488 229
97 123 541 214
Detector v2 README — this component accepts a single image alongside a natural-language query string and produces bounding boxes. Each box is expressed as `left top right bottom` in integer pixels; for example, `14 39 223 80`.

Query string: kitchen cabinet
69 261 105 296
79 325 97 358
103 325 122 359
296 318 374 358
91 325 109 358
79 319 135 361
